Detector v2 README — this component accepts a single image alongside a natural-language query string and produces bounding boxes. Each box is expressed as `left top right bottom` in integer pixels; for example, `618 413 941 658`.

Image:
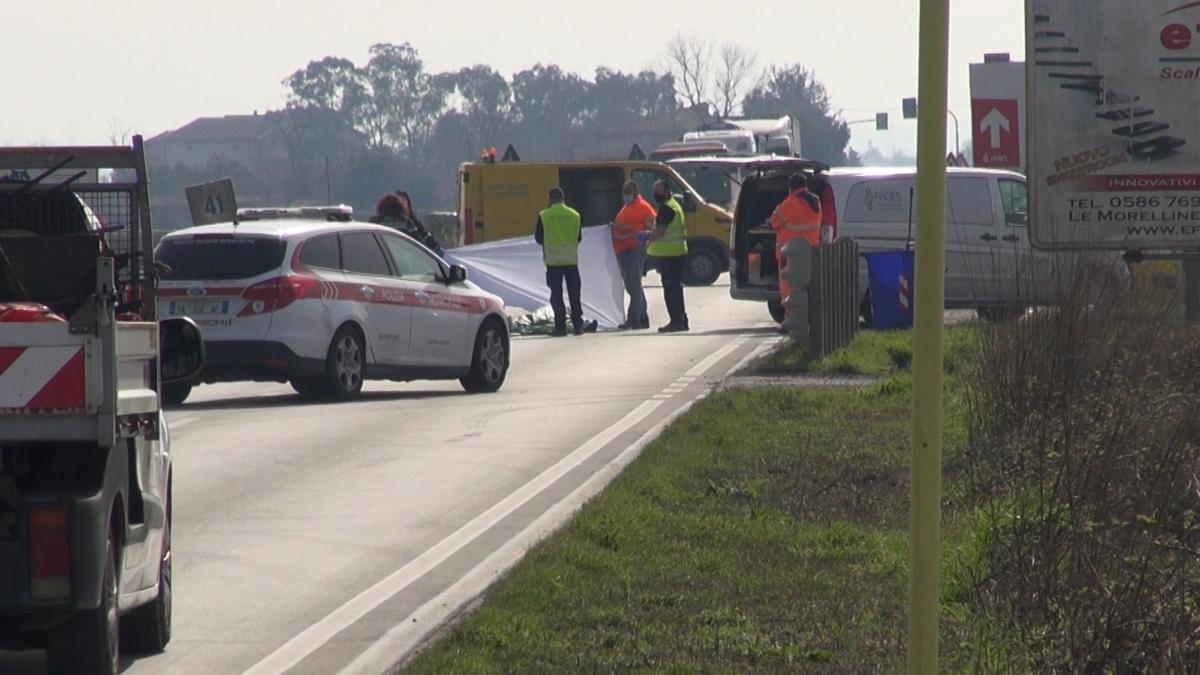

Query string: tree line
151 37 856 221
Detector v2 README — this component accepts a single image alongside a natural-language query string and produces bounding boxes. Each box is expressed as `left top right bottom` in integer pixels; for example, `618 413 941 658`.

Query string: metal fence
781 239 860 357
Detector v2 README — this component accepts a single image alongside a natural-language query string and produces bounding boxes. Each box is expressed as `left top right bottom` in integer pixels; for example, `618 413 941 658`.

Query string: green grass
755 327 976 378
406 330 976 673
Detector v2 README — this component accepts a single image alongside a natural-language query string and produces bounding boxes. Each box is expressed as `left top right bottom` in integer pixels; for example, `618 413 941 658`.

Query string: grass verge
406 328 974 672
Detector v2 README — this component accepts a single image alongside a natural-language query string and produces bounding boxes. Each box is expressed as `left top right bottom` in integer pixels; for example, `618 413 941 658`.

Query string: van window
340 232 392 276
632 169 694 211
560 168 624 226
672 165 733 209
946 177 994 226
843 179 913 223
299 234 340 270
998 179 1028 226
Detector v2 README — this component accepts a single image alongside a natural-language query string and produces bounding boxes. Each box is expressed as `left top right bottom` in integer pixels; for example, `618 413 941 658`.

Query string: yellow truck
457 160 734 286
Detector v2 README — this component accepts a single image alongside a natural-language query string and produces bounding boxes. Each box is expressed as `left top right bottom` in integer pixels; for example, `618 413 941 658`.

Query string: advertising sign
972 99 1021 168
1028 1 1200 250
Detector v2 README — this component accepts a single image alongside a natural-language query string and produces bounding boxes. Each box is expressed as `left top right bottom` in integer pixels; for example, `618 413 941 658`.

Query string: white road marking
724 337 786 378
245 398 666 675
339 394 708 675
684 341 743 378
169 416 200 430
653 394 673 400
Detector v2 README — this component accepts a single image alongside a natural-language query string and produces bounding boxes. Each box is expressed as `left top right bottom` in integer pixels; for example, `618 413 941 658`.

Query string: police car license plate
169 300 229 316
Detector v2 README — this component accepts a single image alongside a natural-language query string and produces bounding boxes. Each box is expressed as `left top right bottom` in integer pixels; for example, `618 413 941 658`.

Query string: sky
1 1 1024 157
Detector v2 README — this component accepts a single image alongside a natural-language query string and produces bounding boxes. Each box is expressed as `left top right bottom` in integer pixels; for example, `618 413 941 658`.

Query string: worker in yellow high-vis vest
647 179 689 332
535 187 584 336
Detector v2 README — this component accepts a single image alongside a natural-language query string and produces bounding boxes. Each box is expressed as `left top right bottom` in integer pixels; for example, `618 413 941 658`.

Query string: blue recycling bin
864 250 915 330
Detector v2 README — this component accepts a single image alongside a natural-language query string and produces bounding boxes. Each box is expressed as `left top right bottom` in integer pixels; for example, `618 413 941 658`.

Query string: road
1 277 782 674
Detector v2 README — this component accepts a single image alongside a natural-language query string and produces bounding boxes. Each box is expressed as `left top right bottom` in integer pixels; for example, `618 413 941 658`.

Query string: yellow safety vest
647 197 687 257
539 202 582 266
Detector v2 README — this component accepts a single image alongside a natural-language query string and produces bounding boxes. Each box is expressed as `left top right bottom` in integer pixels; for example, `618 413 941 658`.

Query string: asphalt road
1 276 784 674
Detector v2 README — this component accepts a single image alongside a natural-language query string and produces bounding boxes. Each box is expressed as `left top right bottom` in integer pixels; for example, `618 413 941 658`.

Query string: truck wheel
682 246 722 286
123 494 171 653
48 532 120 675
767 299 786 324
322 326 365 400
460 319 508 393
162 382 192 407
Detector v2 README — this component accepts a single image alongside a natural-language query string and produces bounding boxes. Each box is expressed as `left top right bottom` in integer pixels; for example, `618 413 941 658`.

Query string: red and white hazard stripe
0 346 87 413
898 274 911 312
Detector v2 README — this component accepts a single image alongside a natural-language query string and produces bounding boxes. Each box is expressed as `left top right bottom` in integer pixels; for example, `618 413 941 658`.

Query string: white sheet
445 227 625 330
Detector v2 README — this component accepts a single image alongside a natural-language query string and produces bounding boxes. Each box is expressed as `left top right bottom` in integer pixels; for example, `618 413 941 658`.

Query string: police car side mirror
447 264 468 284
159 317 205 384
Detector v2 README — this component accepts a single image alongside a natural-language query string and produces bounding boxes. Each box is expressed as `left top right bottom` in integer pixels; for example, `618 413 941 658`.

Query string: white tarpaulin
445 227 625 329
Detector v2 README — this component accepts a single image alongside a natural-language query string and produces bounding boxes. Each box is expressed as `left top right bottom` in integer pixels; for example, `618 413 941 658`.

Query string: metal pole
1186 258 1200 324
946 110 961 157
910 0 949 672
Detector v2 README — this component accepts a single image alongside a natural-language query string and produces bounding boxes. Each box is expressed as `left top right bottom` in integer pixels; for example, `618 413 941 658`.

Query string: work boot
658 323 682 333
617 320 633 331
639 315 650 330
550 326 568 337
573 323 585 336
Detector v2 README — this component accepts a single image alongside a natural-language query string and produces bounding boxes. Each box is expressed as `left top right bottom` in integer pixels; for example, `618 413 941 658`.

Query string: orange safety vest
769 189 822 250
612 196 656 254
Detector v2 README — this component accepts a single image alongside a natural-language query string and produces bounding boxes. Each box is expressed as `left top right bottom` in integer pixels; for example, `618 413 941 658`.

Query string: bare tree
108 118 135 146
714 43 758 117
664 33 713 110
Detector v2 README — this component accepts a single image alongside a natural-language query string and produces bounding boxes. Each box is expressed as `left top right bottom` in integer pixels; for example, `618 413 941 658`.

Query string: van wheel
461 320 508 393
682 246 722 286
48 531 120 675
860 292 875 329
322 326 365 400
767 299 786 324
162 382 191 407
123 489 171 653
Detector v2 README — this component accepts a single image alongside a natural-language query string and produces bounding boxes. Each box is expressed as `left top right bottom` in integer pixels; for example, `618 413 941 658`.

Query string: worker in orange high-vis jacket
769 173 822 316
612 180 656 329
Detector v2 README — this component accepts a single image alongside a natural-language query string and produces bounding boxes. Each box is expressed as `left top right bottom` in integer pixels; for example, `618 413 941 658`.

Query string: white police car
155 206 509 404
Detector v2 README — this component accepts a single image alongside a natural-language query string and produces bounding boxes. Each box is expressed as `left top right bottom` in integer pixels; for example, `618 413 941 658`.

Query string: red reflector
29 506 70 601
820 183 838 240
266 357 288 367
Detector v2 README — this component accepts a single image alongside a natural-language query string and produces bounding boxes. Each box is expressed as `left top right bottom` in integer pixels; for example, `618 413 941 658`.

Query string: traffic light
779 238 813 341
902 97 918 119
876 112 889 131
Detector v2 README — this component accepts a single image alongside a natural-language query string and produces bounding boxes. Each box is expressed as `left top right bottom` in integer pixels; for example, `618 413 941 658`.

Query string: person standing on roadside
535 187 584 337
769 173 822 317
647 179 689 333
612 180 655 330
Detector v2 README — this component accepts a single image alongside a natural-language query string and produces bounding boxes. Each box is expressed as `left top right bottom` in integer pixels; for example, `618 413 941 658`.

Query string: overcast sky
2 1 1023 157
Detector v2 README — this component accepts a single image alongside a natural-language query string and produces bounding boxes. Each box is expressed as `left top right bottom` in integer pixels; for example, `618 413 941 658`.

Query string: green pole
909 0 950 672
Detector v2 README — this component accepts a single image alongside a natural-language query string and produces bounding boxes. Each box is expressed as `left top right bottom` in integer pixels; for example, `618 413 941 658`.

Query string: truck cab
0 139 203 674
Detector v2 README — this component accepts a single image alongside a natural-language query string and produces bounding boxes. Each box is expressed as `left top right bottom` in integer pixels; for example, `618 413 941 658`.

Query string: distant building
145 112 287 172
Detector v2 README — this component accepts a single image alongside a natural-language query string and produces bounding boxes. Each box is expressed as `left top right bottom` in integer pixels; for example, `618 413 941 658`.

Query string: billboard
1028 1 1200 250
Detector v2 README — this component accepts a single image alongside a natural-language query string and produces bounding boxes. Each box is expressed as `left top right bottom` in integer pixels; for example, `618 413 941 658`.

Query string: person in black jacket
369 192 444 257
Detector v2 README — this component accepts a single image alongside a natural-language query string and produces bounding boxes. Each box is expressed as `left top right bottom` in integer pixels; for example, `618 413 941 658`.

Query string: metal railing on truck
0 137 160 448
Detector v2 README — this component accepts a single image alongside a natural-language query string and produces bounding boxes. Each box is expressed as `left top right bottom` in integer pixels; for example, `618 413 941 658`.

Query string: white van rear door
945 176 1009 307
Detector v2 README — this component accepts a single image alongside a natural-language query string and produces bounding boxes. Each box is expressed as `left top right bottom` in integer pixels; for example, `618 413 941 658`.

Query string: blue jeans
616 246 648 324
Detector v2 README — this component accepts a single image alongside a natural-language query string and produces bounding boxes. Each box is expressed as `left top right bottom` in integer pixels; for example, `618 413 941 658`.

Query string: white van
730 164 1056 323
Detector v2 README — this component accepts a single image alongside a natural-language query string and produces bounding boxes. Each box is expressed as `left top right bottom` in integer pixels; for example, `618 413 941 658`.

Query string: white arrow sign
980 108 1011 149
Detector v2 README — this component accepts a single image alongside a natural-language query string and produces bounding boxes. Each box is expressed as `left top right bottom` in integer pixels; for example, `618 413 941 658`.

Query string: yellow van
457 160 734 285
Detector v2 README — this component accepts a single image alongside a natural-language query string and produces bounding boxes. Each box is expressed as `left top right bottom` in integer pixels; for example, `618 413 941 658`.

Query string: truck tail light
820 182 838 240
239 275 320 316
464 208 475 245
29 506 70 601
